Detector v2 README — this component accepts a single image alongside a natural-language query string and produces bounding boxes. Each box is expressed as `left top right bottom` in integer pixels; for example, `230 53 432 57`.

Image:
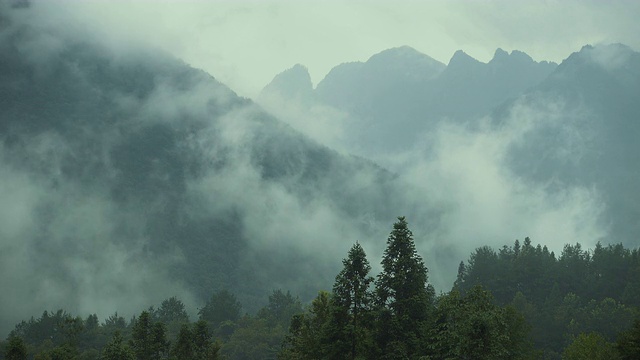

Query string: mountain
260 42 640 250
260 64 314 105
261 46 556 158
315 45 446 114
0 7 405 334
501 43 640 242
430 48 557 121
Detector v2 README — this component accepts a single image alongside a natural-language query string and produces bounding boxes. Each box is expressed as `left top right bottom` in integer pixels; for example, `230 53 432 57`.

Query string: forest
2 217 640 360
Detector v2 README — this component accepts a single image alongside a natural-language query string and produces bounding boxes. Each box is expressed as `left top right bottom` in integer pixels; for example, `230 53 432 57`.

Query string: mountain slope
0 7 402 334
501 43 640 242
261 46 556 158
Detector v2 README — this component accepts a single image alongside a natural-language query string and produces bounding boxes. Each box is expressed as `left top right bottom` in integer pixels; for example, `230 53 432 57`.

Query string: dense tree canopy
3 219 640 360
375 216 433 359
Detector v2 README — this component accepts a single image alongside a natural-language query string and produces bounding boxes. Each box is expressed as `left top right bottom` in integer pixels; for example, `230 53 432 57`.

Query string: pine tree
130 311 168 360
329 243 374 360
192 320 213 359
130 311 154 360
280 291 332 360
453 261 466 291
156 297 189 324
375 216 432 359
198 290 242 328
171 324 195 360
102 331 135 360
5 335 27 360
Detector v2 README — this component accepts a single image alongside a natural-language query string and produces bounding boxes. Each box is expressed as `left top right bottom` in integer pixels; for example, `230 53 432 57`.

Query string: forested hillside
456 239 640 358
0 2 406 333
2 218 640 359
3 3 640 360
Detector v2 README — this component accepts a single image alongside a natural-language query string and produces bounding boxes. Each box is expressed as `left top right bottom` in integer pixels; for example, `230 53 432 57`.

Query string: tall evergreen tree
130 311 168 360
279 291 333 360
102 331 135 360
171 324 195 360
5 335 27 360
198 290 242 329
329 242 374 360
156 297 189 324
375 216 432 359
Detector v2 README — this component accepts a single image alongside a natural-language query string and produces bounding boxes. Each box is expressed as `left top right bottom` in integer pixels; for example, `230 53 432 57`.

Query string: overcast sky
36 0 640 97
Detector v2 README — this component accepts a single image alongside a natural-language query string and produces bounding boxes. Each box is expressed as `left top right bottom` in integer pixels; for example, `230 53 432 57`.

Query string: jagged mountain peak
489 48 535 65
549 43 640 87
260 63 313 101
363 45 446 82
368 45 444 67
492 48 509 61
448 49 482 68
562 43 636 68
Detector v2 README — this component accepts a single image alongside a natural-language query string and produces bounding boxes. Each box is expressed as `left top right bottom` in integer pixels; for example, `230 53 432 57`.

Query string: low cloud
0 0 617 338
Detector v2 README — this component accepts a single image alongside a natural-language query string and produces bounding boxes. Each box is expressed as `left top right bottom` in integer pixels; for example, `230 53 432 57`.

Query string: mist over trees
5 218 640 359
2 2 640 360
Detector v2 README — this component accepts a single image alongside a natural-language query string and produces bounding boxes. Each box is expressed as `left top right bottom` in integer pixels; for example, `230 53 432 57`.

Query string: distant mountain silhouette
501 43 640 241
262 46 556 157
0 10 401 330
261 43 640 243
260 64 314 105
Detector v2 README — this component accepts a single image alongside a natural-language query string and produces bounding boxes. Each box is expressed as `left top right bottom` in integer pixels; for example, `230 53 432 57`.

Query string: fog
28 0 640 97
0 0 631 339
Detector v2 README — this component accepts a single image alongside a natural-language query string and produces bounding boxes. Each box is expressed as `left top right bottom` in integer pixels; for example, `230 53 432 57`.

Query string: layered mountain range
2 3 639 337
261 42 640 245
261 45 557 156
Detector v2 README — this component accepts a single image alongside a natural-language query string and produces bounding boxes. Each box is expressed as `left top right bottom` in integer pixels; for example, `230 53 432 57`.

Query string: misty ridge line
1 1 639 347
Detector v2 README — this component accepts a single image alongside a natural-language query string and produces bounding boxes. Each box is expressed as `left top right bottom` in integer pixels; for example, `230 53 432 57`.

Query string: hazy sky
39 0 640 97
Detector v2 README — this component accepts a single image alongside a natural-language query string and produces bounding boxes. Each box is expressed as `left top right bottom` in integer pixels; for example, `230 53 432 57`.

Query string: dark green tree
329 243 374 360
279 291 333 360
101 331 135 360
563 332 620 360
150 322 169 359
375 216 432 359
198 290 242 328
432 286 533 360
156 297 189 324
4 335 27 360
130 311 167 360
258 289 303 328
618 318 640 360
192 320 213 359
171 324 194 360
453 261 466 291
130 311 153 360
34 344 77 360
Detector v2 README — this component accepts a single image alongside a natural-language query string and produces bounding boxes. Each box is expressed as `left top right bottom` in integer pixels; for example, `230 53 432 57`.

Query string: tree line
455 238 640 358
3 217 640 359
279 217 532 360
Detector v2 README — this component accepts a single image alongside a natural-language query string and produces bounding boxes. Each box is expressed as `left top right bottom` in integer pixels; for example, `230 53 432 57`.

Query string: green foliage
617 318 640 360
34 343 78 360
199 290 242 328
101 332 134 360
221 317 284 360
458 238 640 355
7 220 640 360
562 332 619 360
155 297 190 324
329 243 374 360
280 291 334 360
258 290 304 328
171 324 195 360
375 216 432 359
4 335 27 360
129 311 168 360
431 286 533 360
